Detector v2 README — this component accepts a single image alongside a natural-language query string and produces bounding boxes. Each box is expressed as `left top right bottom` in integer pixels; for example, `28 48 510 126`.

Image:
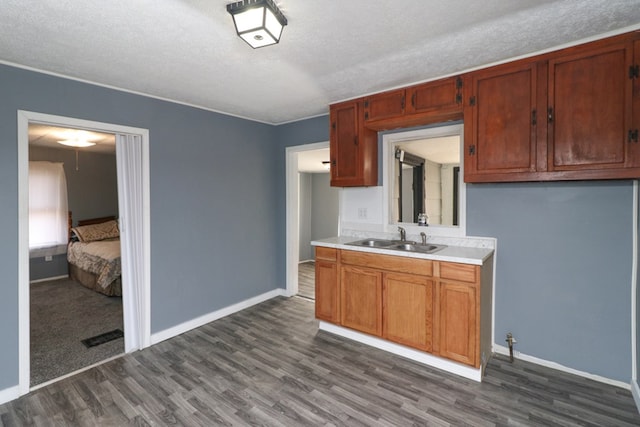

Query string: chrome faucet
420 232 427 245
398 226 406 242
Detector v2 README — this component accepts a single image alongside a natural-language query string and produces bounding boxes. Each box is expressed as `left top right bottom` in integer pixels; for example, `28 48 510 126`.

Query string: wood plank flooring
2 296 639 426
298 261 315 300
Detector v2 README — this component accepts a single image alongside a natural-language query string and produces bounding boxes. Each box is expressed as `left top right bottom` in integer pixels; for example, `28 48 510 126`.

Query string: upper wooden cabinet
465 34 640 182
329 99 378 187
464 61 544 179
363 76 464 129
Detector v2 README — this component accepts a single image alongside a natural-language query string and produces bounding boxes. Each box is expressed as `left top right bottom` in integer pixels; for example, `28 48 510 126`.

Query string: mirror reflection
392 135 460 226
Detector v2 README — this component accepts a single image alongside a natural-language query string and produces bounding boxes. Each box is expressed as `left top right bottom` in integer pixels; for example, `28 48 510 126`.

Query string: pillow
72 220 119 242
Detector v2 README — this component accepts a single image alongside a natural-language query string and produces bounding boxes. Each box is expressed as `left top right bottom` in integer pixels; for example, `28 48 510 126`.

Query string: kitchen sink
387 243 447 254
346 238 446 254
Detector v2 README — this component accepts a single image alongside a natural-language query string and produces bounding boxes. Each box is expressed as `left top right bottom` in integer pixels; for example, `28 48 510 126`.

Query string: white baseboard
632 379 640 414
29 274 69 284
319 322 482 382
494 344 630 390
0 385 20 406
150 288 287 345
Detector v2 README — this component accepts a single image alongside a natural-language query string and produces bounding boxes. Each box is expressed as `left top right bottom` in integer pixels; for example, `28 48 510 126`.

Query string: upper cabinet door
407 76 463 114
633 39 640 167
330 99 378 187
363 89 406 122
465 61 543 181
548 41 633 171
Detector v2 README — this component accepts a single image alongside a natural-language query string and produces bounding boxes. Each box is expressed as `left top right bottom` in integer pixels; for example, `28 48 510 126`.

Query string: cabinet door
465 62 543 181
548 41 633 171
364 89 406 122
383 273 433 352
340 265 382 336
329 100 378 187
315 254 339 323
630 39 640 167
408 76 462 114
439 281 478 367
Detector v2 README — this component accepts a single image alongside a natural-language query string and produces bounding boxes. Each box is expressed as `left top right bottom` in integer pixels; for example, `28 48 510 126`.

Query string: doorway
285 142 338 299
17 111 151 395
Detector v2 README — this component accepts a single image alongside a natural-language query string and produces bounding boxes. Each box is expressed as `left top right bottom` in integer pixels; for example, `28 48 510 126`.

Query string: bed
67 215 122 297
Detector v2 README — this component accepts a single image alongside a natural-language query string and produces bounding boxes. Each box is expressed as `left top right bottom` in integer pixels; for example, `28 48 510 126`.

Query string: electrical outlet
357 208 367 219
44 255 53 262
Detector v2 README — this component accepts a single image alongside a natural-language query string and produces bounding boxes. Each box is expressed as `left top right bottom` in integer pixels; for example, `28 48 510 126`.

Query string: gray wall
311 173 338 242
467 181 633 383
0 63 280 390
299 173 313 261
28 147 119 281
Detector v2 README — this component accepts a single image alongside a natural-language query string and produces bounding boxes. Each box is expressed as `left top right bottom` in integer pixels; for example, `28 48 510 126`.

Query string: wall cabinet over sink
329 30 640 186
314 246 493 372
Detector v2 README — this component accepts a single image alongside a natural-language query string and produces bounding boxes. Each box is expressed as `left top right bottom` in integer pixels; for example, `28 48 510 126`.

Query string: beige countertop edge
311 237 493 266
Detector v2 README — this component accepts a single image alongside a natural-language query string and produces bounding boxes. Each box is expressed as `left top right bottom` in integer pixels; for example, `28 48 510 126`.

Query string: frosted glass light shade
57 139 96 148
227 0 287 48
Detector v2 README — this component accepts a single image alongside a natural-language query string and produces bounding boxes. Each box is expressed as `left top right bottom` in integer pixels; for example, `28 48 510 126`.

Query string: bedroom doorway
17 111 151 395
28 125 124 386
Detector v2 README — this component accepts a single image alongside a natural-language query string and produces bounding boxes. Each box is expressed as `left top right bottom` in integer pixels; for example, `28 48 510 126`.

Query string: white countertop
312 236 493 265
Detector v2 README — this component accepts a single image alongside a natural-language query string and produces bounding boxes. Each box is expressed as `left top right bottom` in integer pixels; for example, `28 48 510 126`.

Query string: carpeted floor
30 278 124 386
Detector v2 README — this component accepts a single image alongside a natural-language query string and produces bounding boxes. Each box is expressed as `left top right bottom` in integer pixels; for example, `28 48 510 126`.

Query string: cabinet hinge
547 107 554 123
364 111 369 120
456 77 463 90
331 122 336 130
468 145 476 155
354 136 359 146
411 92 416 108
364 100 369 108
531 109 537 126
401 96 405 110
455 93 462 104
629 65 639 79
469 96 476 106
629 129 639 143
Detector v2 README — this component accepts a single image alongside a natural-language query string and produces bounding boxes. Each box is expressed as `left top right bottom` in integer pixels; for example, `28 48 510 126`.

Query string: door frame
285 141 331 297
17 110 151 394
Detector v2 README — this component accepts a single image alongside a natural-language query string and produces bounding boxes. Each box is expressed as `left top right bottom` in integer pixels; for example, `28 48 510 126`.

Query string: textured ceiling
1 1 639 124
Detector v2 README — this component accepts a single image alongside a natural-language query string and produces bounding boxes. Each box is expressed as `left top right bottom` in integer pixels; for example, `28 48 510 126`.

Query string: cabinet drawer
316 247 337 261
439 262 478 284
340 250 433 276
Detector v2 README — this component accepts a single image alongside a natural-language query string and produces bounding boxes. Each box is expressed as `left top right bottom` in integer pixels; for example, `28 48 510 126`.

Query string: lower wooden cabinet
314 247 339 323
315 247 489 369
439 280 478 366
383 272 433 352
340 265 382 336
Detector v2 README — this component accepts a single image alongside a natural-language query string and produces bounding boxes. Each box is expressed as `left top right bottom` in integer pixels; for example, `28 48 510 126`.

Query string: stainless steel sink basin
346 238 397 247
387 243 447 254
346 238 446 254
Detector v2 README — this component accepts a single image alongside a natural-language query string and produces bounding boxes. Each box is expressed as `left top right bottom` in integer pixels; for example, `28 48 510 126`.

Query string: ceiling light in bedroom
57 139 96 148
227 0 287 48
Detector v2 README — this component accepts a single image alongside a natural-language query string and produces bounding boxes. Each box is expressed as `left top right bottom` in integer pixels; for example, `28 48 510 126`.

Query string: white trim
17 110 151 396
0 385 21 406
319 321 482 382
285 141 331 297
151 288 286 345
29 275 69 284
494 344 630 390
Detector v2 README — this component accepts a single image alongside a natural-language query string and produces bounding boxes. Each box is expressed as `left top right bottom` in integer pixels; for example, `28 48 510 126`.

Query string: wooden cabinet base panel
318 321 484 382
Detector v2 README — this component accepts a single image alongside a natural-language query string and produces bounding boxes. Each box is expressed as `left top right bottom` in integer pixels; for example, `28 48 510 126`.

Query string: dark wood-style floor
1 296 639 426
298 261 315 300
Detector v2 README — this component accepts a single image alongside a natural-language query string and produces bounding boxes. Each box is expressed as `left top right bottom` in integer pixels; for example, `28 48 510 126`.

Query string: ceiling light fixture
227 0 287 49
57 139 96 148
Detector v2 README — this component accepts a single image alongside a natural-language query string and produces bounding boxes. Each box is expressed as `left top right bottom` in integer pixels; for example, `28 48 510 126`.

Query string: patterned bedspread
67 239 121 289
